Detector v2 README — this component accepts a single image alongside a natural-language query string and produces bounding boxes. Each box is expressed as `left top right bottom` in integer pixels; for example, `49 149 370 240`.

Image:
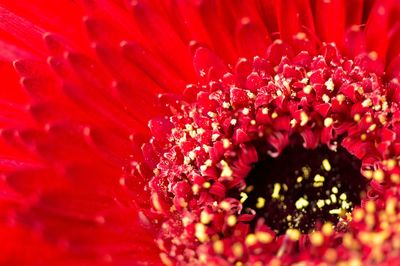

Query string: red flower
2 0 400 265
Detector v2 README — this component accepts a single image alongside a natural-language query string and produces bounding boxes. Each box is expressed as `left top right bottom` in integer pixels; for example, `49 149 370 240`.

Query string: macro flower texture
3 0 400 265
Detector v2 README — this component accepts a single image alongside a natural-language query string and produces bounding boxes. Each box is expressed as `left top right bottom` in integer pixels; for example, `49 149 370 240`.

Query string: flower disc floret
145 42 400 265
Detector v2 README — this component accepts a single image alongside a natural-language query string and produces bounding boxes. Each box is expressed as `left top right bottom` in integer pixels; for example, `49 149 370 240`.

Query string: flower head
1 0 400 265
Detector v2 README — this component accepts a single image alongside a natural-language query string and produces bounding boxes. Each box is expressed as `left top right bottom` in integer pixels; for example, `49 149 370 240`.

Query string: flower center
145 42 392 264
241 137 367 234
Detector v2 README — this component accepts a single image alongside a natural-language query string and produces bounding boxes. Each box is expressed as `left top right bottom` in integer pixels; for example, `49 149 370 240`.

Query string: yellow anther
232 243 243 258
286 229 301 241
272 183 281 199
256 197 266 209
195 223 208 242
245 234 257 246
256 232 273 244
213 240 224 254
300 112 309 126
200 211 213 224
295 197 309 209
310 232 324 246
314 174 325 182
240 192 248 203
353 208 365 222
322 222 334 236
322 159 332 171
366 201 376 213
227 215 237 227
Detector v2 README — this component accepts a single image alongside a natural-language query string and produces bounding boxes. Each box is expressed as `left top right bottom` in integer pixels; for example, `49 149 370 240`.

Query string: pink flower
1 0 400 265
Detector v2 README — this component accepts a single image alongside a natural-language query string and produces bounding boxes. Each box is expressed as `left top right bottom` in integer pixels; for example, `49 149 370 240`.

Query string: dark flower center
242 138 367 234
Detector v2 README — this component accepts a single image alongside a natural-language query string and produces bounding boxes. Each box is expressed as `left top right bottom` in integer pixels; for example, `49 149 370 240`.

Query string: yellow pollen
336 94 346 103
349 258 362 266
339 193 347 201
198 254 207 263
356 86 364 94
203 182 211 189
256 197 266 209
152 194 163 212
343 233 357 249
207 111 217 118
332 186 339 194
272 183 281 199
296 32 307 40
200 211 213 224
325 199 331 205
213 240 224 254
220 160 233 179
220 201 231 210
317 199 325 208
310 232 324 246
322 159 332 171
353 208 365 222
363 169 373 179
195 223 208 242
353 114 361 122
302 166 311 178
227 215 237 227
360 134 367 141
324 248 337 262
387 159 397 170
300 112 309 126
262 107 268 115
182 217 190 227
330 194 337 203
295 197 309 209
222 139 231 149
324 117 333 127
245 234 257 246
366 201 376 213
314 174 325 183
369 51 378 60
329 208 344 215
324 78 334 91
286 228 301 241
269 258 282 266
290 118 297 127
256 232 273 244
391 173 400 184
373 169 385 182
303 85 312 94
240 192 248 203
160 253 173 266
271 112 278 119
368 124 377 132
232 243 243 258
362 99 372 107
386 198 397 215
322 222 334 236
322 94 330 103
